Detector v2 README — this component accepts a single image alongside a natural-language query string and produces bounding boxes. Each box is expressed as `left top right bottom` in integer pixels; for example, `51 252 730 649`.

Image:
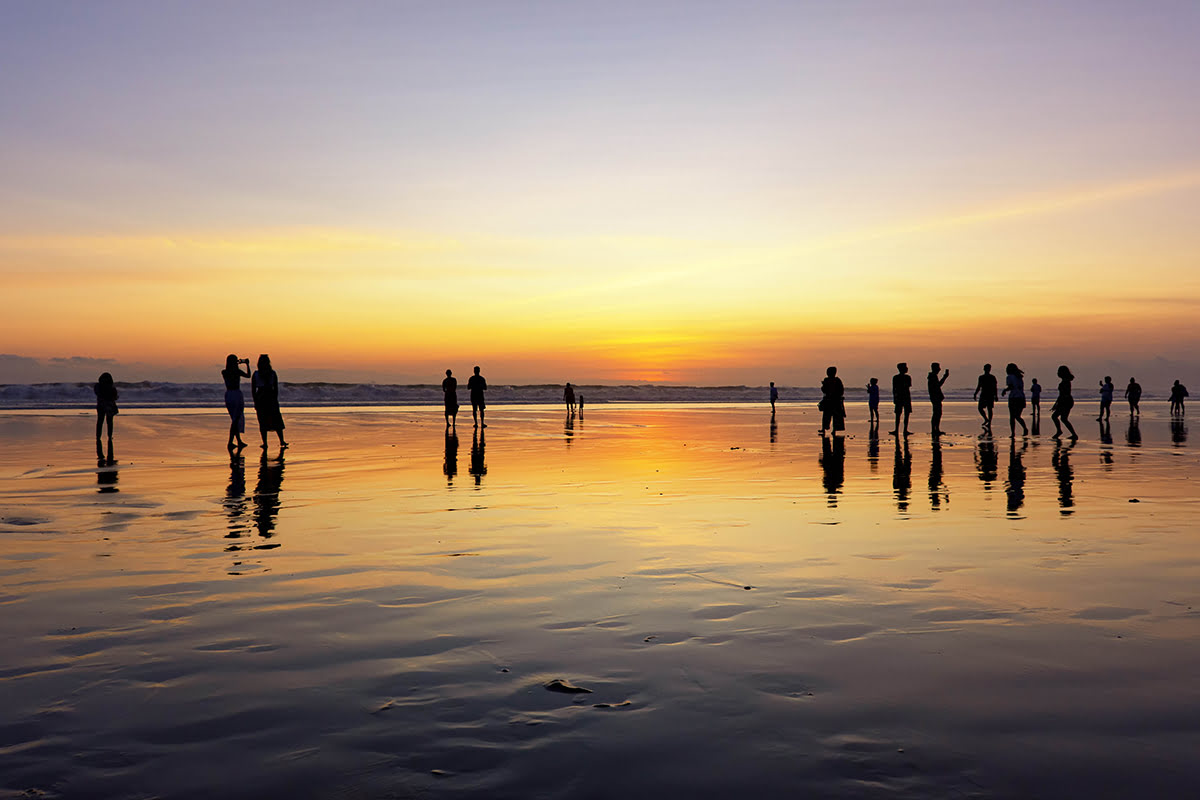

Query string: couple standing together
223 354 287 450
443 366 487 429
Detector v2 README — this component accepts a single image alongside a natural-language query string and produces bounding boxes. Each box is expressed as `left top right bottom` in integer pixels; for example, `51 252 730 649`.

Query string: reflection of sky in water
2 405 1200 798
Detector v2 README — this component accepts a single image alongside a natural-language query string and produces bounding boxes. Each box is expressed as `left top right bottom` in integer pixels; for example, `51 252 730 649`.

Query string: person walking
974 364 998 429
1097 376 1115 422
1050 365 1078 440
769 381 778 413
1000 363 1029 437
1125 378 1142 416
1170 380 1189 415
564 382 576 414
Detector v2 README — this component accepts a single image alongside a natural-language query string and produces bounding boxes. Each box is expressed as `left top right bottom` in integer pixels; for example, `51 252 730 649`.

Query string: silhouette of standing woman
819 366 846 435
468 366 487 428
1000 363 1029 437
94 372 119 463
223 354 251 450
890 363 912 436
442 369 458 428
1050 365 1078 440
928 362 950 437
251 354 288 450
1125 378 1142 416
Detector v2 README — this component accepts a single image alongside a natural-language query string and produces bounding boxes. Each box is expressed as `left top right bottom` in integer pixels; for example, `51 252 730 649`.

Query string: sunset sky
3 1 1199 386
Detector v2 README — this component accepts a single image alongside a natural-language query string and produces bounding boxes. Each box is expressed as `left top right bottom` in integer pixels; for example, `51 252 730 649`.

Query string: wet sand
2 403 1200 799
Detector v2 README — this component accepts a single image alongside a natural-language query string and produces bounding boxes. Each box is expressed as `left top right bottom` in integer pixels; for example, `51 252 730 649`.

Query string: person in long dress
251 354 288 449
223 354 251 450
442 369 459 428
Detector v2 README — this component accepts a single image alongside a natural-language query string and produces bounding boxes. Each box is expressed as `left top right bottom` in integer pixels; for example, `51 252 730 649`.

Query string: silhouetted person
928 437 947 510
1125 378 1142 416
1052 439 1075 515
890 362 912 436
867 377 880 425
253 453 285 538
1097 376 1114 422
928 362 950 437
892 437 912 513
94 372 119 463
443 429 459 484
1030 378 1042 419
974 364 998 429
469 427 487 486
442 369 459 428
468 366 487 428
222 354 251 450
578 394 585 416
1000 363 1029 437
564 382 576 413
1005 439 1026 517
769 381 778 412
1169 380 1188 416
819 366 846 435
1050 365 1078 440
251 354 287 450
819 434 845 507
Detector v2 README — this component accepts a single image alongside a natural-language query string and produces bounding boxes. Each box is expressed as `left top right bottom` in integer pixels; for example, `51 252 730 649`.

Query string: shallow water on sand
2 403 1199 799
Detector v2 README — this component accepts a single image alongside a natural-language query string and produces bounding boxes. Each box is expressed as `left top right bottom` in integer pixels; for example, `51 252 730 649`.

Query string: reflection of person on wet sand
1005 440 1026 517
443 430 459 484
928 437 947 510
819 366 845 436
892 437 912 513
251 354 288 450
1001 363 1029 438
442 369 458 428
1050 365 1078 440
468 366 487 428
225 453 248 541
819 435 845 506
1126 417 1142 448
253 454 285 538
1052 439 1076 515
890 363 912 437
94 372 119 463
1171 417 1187 445
1125 378 1142 416
928 362 950 437
222 354 251 450
469 427 487 485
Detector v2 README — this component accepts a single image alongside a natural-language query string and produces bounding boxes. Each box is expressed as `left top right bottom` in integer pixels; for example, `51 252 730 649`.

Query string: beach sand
2 403 1200 798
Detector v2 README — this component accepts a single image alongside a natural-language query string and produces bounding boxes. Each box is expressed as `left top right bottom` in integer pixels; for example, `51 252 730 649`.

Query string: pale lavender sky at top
4 0 1198 237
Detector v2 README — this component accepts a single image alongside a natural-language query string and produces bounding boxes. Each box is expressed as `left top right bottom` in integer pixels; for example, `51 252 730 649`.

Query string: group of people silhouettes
804 363 1188 441
221 354 287 451
442 366 488 429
